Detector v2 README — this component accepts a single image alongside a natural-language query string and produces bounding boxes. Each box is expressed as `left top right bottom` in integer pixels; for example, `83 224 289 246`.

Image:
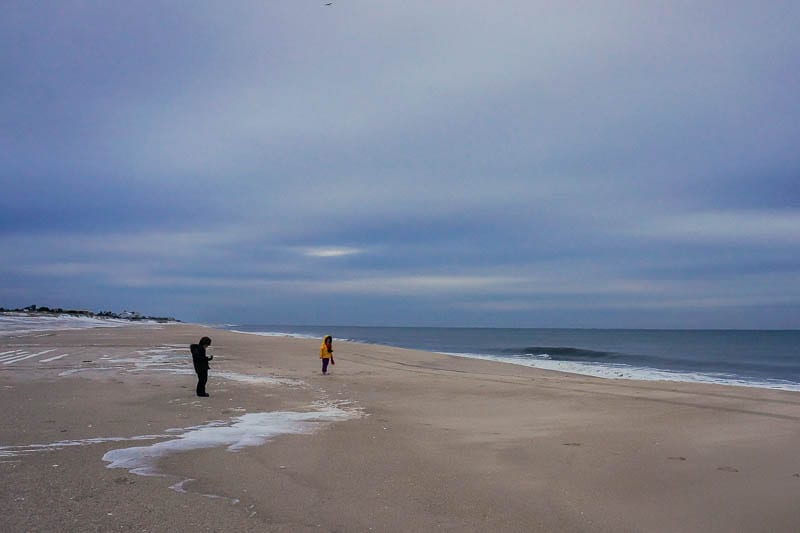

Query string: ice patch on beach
95 346 303 386
39 353 71 363
0 349 56 365
58 367 118 377
169 478 241 504
215 371 301 387
48 345 301 388
0 434 170 459
103 402 362 476
0 401 362 478
108 347 194 374
440 352 800 392
0 314 144 336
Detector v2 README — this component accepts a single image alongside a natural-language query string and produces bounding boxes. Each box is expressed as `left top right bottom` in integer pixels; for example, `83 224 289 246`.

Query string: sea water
227 325 800 391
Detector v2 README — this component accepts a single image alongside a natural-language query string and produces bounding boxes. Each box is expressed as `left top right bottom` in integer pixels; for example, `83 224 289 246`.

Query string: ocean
225 325 800 392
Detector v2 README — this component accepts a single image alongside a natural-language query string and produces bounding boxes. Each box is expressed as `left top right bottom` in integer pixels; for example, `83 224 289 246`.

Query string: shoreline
2 322 799 531
220 324 800 393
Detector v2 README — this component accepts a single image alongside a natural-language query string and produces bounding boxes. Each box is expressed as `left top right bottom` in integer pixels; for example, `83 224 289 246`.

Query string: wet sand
1 323 799 532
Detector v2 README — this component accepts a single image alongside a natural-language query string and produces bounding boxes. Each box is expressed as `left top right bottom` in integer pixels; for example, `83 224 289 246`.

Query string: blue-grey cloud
2 1 799 327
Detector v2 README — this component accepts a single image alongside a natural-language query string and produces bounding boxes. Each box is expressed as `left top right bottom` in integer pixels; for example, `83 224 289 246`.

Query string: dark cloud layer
2 1 799 328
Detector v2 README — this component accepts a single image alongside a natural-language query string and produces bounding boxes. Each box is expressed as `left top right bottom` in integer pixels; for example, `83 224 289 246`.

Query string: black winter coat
190 343 212 371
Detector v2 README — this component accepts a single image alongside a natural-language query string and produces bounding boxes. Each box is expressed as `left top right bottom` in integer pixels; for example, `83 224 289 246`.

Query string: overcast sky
2 1 799 328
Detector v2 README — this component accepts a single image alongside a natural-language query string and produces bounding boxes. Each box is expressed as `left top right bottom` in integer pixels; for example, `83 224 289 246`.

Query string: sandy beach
1 322 799 532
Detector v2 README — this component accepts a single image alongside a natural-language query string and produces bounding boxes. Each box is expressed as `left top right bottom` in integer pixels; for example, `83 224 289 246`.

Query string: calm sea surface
225 325 800 391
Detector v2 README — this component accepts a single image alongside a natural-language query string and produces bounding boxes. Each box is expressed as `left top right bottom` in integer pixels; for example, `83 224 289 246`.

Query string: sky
1 1 799 328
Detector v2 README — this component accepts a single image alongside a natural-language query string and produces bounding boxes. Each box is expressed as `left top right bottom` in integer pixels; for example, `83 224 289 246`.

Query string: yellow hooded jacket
319 335 333 359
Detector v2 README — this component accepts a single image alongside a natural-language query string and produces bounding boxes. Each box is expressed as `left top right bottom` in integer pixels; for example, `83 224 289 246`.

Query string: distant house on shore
1 305 178 323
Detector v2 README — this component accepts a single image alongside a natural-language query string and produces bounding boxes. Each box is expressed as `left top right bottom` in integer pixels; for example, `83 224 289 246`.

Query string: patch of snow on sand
0 313 147 336
39 353 72 363
215 371 301 387
101 347 302 386
0 435 170 458
103 402 362 475
1 349 56 365
168 478 240 504
0 401 362 477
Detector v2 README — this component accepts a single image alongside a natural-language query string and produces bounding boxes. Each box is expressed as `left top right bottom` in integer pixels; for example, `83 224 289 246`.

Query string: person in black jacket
190 336 213 397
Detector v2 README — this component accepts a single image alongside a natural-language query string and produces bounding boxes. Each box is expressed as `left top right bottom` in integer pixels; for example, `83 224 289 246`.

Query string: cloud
634 209 800 244
2 2 800 326
298 275 520 295
303 247 363 258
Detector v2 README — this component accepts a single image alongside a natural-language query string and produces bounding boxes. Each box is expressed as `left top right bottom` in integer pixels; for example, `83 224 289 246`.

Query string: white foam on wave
524 352 552 360
440 352 800 392
103 403 362 476
229 329 321 341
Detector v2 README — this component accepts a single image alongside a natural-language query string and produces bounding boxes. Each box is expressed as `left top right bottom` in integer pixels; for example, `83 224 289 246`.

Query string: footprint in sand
717 466 739 473
668 456 687 461
562 442 581 447
792 473 799 478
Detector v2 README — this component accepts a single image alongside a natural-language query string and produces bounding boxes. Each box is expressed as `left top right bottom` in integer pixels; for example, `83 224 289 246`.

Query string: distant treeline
0 304 180 323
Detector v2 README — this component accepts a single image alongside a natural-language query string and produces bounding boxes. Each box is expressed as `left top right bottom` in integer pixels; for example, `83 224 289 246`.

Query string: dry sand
1 323 799 532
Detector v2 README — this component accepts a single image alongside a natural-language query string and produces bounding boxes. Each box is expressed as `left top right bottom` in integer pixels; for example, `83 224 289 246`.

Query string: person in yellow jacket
319 335 335 375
